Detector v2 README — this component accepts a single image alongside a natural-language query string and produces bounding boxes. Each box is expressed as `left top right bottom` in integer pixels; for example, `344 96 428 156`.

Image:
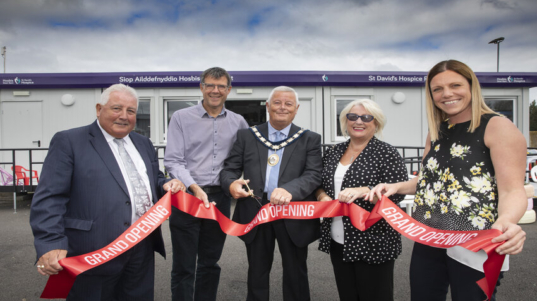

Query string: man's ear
96 104 102 118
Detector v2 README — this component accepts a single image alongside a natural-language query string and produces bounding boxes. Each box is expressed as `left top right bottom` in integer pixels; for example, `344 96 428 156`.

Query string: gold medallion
268 153 280 166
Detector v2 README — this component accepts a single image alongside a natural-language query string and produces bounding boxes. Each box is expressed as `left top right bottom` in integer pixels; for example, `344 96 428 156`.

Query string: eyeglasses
346 113 375 123
202 83 229 92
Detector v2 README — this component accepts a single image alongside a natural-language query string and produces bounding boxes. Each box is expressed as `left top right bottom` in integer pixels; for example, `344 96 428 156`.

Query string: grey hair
267 86 300 107
99 84 139 106
200 67 232 87
339 99 386 138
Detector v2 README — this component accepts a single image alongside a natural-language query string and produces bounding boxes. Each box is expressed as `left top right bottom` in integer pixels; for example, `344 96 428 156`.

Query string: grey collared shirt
164 101 248 188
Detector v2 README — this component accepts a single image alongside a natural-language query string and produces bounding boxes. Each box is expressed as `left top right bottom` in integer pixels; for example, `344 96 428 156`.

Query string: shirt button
126 201 131 205
124 222 130 227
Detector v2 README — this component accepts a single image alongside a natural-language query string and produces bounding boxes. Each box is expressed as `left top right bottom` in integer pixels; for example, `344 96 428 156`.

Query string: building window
164 99 199 140
485 98 515 122
135 99 150 138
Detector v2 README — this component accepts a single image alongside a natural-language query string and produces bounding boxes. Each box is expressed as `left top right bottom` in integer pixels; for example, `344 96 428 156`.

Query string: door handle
32 140 41 147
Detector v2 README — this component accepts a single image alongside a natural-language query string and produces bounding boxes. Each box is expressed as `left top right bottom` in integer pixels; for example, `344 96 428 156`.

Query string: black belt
200 185 222 194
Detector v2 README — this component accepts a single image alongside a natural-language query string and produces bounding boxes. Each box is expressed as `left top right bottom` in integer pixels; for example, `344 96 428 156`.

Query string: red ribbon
40 192 504 300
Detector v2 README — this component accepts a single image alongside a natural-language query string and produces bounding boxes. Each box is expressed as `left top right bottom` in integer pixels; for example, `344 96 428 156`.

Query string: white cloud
0 0 536 73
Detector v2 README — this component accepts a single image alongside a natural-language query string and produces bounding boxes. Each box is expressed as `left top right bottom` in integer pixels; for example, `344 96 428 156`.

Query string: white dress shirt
97 121 152 223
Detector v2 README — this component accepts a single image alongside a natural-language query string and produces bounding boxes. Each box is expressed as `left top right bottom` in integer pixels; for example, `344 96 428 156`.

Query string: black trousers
169 191 230 301
329 239 395 301
410 243 503 301
67 237 155 301
245 219 310 301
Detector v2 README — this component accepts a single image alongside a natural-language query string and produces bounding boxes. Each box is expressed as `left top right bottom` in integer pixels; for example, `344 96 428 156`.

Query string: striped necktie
114 138 152 218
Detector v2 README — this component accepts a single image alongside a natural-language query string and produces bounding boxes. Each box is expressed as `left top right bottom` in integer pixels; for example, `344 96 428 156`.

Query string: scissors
245 181 263 207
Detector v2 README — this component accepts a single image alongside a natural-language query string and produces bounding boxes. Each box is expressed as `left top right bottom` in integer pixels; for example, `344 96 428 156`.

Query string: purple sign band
1 71 536 89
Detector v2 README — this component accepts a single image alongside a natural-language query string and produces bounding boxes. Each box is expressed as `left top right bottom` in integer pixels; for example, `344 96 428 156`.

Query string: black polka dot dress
413 114 499 231
318 137 408 264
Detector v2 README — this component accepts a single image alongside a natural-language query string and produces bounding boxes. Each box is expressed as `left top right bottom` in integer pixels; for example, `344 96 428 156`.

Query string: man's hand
36 249 67 276
270 188 292 205
229 179 251 200
163 179 186 194
190 184 211 208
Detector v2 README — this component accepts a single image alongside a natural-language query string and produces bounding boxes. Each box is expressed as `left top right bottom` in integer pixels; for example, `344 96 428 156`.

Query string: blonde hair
339 99 386 138
425 60 496 141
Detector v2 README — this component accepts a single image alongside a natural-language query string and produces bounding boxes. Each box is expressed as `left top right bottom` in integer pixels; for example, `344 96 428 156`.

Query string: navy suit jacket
220 123 322 247
30 121 168 275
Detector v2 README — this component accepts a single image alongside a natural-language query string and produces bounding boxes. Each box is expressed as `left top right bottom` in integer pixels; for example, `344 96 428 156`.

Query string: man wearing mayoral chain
221 86 322 301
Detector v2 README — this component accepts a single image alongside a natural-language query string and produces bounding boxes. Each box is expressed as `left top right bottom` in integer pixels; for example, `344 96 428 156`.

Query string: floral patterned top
318 137 408 264
414 114 499 231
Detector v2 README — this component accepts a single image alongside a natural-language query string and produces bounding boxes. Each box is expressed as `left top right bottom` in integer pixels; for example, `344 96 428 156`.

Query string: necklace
347 143 366 164
349 151 360 164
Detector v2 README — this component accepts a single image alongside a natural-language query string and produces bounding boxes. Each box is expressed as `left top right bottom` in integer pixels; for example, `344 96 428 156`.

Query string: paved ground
1 197 536 301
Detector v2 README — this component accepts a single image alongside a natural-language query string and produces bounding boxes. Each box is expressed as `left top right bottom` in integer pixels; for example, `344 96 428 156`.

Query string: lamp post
1 46 5 73
488 37 504 72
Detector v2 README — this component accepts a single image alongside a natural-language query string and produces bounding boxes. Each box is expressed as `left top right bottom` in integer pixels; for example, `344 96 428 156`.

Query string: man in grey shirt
164 67 248 301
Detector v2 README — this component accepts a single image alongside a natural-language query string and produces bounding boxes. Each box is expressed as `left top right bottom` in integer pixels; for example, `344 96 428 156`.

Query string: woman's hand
315 189 333 202
484 116 528 256
318 194 333 202
365 183 398 202
338 187 371 204
491 219 526 255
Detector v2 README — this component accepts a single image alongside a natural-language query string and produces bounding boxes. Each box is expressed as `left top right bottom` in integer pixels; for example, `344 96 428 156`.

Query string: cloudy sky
1 0 536 80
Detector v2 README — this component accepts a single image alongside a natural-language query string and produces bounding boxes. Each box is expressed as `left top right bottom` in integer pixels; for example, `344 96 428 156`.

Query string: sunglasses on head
346 113 375 123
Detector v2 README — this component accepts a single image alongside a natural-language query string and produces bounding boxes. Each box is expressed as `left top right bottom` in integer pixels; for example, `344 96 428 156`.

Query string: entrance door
226 100 267 126
1 101 44 179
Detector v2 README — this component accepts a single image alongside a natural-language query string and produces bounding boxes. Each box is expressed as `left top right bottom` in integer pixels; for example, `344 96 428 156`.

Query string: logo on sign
15 77 20 84
322 75 328 82
497 76 525 83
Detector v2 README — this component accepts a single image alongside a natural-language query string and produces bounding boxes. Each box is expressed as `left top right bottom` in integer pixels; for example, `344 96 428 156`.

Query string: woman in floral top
368 60 527 301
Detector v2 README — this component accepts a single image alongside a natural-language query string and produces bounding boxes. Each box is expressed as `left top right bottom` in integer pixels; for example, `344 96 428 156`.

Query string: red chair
11 165 39 185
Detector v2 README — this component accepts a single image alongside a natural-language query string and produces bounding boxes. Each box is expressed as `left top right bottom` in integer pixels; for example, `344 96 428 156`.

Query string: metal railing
3 145 537 195
0 145 424 193
0 148 47 193
0 148 47 213
395 146 425 175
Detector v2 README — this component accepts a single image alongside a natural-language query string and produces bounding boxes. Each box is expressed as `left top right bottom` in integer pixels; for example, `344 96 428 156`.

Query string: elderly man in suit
30 84 185 301
220 86 322 301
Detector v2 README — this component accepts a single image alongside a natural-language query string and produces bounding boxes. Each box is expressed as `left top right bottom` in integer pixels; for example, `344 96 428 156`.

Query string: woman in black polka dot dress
368 60 527 301
315 99 408 301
